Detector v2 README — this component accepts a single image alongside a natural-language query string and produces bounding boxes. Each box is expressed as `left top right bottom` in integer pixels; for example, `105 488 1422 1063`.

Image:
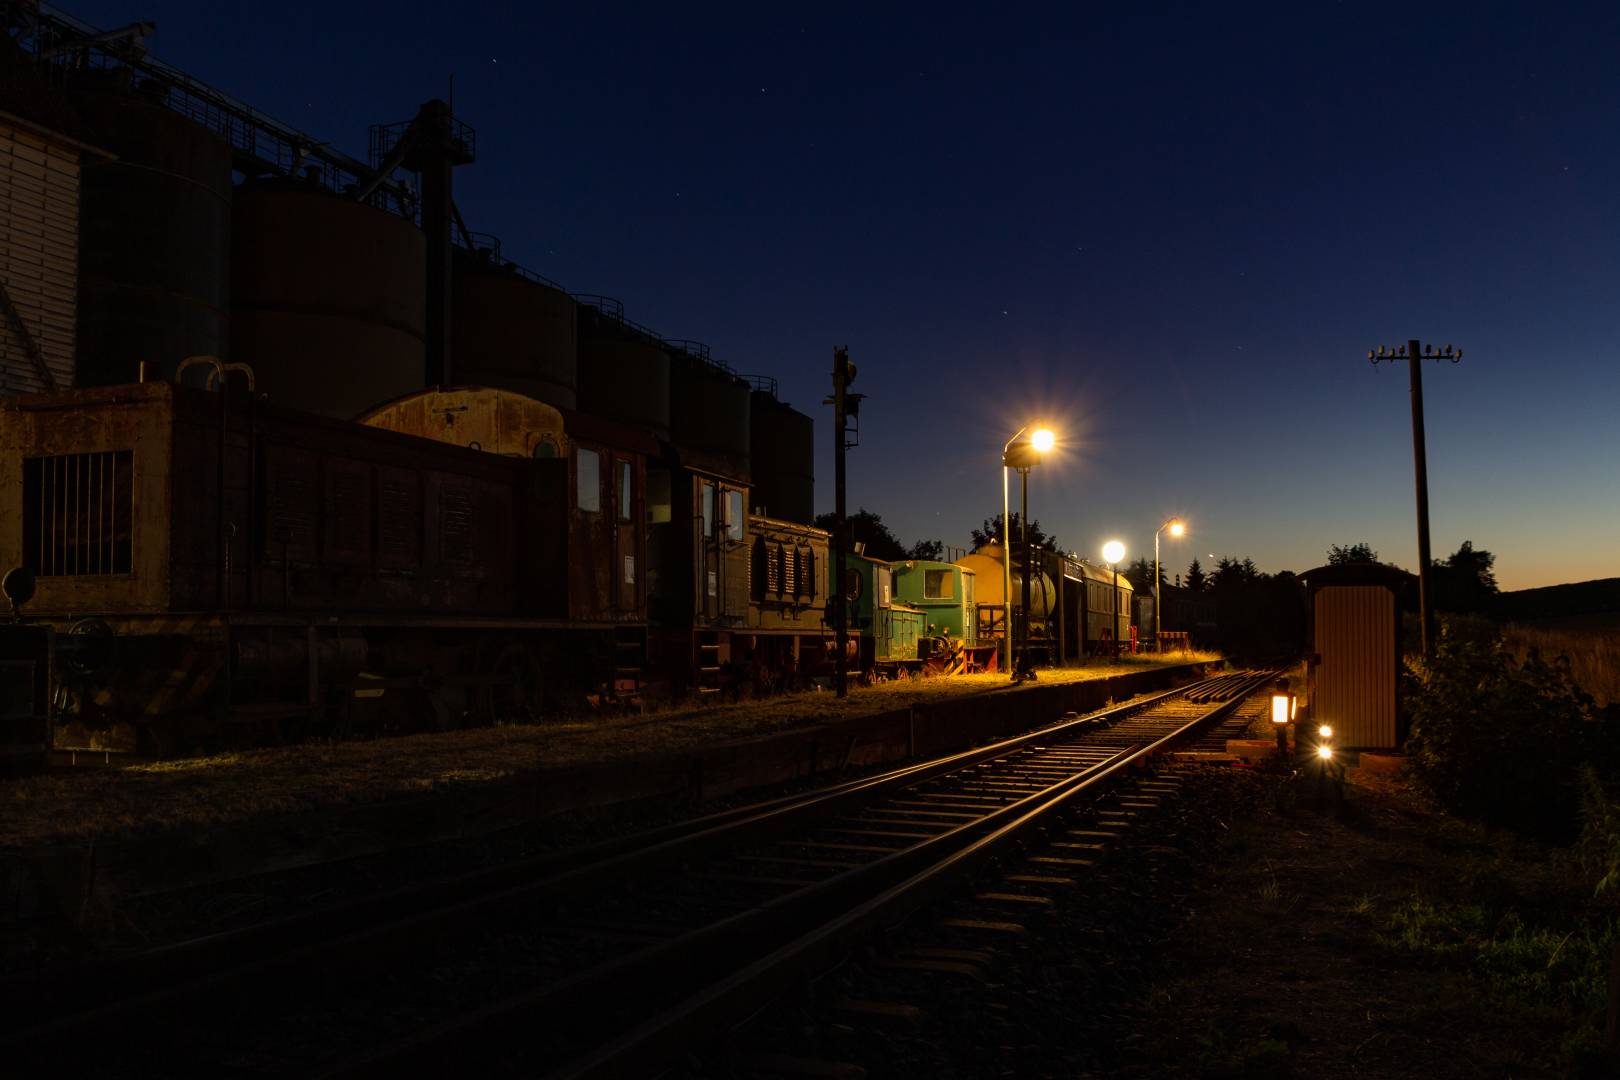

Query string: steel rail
0 674 1227 1046
323 674 1271 1077
556 674 1272 1078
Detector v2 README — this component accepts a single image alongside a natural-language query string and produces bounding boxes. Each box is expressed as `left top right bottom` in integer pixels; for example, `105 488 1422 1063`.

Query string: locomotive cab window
645 467 672 525
616 460 633 524
576 448 601 513
701 482 715 537
924 569 952 599
876 567 893 608
724 490 744 542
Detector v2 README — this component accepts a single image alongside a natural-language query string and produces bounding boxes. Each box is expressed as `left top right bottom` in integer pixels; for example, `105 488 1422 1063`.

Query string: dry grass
1501 620 1620 706
1 653 1219 849
1121 769 1617 1079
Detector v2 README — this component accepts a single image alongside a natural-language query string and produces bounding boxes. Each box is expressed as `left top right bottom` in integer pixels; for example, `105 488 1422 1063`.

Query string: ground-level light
1317 744 1334 760
1271 680 1295 761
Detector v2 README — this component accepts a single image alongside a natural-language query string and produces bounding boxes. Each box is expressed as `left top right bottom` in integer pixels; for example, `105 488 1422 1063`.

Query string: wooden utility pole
1368 339 1462 658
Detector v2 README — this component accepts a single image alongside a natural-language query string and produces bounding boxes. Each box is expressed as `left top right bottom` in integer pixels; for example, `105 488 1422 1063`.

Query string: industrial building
0 2 813 524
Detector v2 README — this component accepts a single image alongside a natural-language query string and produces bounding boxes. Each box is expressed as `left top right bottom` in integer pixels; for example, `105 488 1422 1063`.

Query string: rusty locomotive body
0 377 838 758
0 379 656 754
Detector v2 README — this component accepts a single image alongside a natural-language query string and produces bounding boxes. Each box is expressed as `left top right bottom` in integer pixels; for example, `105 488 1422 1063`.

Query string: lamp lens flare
1168 521 1185 537
1319 724 1333 739
1317 745 1334 760
1030 428 1055 453
1102 540 1125 565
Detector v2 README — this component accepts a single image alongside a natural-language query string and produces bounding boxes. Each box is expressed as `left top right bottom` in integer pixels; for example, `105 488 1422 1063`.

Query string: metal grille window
23 451 134 575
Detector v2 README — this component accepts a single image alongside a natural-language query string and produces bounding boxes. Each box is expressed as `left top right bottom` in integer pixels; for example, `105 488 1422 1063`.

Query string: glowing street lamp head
1030 428 1055 454
1102 540 1125 565
1168 520 1186 538
1317 744 1334 760
1318 724 1333 739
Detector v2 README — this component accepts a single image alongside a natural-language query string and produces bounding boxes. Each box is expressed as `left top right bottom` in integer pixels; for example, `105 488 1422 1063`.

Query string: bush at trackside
1403 616 1620 839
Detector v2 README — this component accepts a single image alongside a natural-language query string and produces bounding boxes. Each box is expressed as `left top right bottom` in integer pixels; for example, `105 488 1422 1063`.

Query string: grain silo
452 244 578 410
748 388 813 524
576 302 670 439
229 181 426 418
71 70 231 387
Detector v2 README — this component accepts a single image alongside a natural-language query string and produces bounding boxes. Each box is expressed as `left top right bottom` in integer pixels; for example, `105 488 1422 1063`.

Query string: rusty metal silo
71 71 231 387
451 244 578 410
748 388 813 524
229 181 425 418
575 301 669 439
668 347 750 480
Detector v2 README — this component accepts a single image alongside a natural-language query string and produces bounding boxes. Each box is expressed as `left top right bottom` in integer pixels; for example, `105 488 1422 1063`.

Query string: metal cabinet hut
1301 563 1414 750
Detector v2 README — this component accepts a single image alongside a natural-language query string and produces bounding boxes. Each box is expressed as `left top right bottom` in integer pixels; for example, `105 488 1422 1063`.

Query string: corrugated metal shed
0 115 81 394
1302 563 1414 750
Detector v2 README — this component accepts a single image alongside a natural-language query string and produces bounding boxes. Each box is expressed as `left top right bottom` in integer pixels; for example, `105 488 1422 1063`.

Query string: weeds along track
0 671 1272 1076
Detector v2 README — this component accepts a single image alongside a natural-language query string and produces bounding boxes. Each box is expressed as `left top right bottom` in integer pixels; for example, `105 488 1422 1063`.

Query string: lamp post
1102 540 1125 658
1002 426 1054 680
1153 518 1185 650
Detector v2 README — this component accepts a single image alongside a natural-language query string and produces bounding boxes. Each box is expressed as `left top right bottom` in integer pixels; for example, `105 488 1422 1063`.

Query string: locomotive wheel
482 645 544 726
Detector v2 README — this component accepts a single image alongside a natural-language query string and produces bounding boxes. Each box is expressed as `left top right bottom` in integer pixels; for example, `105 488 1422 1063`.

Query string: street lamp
1003 425 1054 679
1101 539 1125 657
1153 518 1186 650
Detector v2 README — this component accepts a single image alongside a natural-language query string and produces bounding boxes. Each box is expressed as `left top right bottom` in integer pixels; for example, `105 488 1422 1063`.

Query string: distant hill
1495 578 1620 622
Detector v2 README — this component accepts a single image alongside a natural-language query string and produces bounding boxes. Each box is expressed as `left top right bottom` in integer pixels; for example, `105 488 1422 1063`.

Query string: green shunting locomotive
835 555 979 677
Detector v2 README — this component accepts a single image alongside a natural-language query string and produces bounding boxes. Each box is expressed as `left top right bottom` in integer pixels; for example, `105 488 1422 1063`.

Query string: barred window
23 451 134 576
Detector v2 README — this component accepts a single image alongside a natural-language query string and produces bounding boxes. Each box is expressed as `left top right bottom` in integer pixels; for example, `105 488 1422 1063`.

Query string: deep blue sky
68 1 1620 589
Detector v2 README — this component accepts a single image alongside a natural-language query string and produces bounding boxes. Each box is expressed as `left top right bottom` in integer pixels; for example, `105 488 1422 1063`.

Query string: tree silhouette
1328 542 1379 565
1431 540 1498 613
1124 557 1159 593
908 538 945 561
1184 558 1208 593
813 508 907 561
970 512 1059 554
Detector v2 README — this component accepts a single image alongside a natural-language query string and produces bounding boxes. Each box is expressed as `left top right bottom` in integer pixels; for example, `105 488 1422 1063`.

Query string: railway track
0 670 1272 1076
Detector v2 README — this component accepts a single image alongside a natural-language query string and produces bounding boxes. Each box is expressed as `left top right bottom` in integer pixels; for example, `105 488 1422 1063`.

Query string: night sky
68 1 1620 590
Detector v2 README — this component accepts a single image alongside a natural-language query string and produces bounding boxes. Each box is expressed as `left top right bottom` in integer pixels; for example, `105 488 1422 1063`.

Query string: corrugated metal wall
1313 585 1397 748
0 120 78 394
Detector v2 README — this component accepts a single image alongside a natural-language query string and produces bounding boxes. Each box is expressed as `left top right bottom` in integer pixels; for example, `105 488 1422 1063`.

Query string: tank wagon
954 546 1137 663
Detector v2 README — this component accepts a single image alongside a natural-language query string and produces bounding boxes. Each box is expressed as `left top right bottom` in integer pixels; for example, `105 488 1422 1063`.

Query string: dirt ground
1113 764 1616 1079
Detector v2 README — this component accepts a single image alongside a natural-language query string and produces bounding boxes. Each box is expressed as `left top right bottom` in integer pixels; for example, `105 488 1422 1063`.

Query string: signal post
825 347 862 698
